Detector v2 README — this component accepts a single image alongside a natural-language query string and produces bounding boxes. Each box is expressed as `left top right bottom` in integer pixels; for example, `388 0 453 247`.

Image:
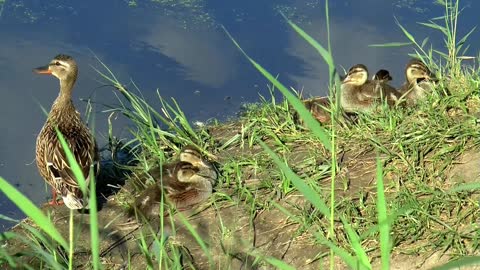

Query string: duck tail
62 193 89 209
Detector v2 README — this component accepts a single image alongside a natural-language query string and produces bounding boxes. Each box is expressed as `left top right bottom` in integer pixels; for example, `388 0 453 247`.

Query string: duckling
372 69 393 82
303 96 331 124
340 64 400 113
398 59 437 105
34 54 99 209
133 146 217 218
179 145 217 178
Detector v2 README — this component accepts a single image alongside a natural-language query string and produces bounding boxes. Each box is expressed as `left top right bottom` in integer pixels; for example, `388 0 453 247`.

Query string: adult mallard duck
398 59 437 105
340 64 401 113
133 146 217 217
34 54 99 209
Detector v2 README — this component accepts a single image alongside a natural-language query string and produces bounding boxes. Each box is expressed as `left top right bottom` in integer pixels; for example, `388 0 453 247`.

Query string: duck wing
43 128 98 193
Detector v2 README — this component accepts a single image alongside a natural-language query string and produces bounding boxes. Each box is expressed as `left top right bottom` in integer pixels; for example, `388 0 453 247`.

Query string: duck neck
49 77 77 123
58 76 76 103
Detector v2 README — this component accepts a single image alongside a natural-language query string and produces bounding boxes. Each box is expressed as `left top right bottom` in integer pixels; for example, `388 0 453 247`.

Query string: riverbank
2 86 480 269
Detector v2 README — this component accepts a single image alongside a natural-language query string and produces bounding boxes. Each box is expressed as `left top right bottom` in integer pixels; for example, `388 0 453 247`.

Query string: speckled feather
35 55 99 209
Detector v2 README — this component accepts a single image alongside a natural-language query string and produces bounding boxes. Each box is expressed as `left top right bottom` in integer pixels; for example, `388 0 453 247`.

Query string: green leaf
341 217 372 269
55 129 88 194
369 42 413 47
0 177 68 250
258 141 330 217
264 257 296 270
432 256 480 270
223 26 332 151
376 155 390 269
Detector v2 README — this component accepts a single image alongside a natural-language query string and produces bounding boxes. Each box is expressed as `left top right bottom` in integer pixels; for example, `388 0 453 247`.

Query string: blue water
0 0 478 230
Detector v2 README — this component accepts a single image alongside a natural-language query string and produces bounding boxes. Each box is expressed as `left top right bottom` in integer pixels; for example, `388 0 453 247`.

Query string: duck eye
55 61 61 66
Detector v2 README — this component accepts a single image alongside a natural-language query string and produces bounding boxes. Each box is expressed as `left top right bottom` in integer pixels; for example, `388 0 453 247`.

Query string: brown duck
34 54 99 209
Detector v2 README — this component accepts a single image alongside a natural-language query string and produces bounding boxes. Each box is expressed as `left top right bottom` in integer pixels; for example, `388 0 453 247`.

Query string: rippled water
0 0 477 230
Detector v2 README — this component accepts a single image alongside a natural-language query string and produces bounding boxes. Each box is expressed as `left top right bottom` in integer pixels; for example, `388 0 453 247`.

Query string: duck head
179 146 210 168
405 59 436 84
343 64 368 86
175 162 199 181
34 54 78 82
373 69 392 81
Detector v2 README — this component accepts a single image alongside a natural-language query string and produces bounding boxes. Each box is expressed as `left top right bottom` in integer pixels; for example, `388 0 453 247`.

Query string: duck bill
33 65 52 74
343 77 352 83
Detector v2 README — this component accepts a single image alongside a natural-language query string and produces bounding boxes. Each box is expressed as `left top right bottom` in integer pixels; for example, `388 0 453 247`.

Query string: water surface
0 0 478 230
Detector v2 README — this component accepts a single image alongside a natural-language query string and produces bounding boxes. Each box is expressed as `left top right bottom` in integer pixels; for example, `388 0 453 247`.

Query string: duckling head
179 146 210 168
343 64 368 86
405 59 435 84
176 162 199 181
34 54 78 83
373 69 392 82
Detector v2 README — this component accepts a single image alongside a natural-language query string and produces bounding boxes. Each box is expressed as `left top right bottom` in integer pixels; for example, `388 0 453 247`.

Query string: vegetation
1 0 480 269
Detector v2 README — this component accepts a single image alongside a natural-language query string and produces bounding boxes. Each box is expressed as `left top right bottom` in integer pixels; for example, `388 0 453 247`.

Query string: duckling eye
55 61 61 66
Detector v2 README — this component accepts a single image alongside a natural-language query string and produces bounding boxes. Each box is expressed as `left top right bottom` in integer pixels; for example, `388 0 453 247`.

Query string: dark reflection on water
0 0 478 230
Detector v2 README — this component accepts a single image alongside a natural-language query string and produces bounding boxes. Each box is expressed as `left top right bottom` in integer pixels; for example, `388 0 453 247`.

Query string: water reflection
0 0 478 230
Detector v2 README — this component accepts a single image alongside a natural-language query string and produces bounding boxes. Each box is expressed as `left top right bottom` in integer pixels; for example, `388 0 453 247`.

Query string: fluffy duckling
133 146 217 218
398 59 437 105
340 64 400 113
34 54 99 209
303 96 331 124
372 69 393 82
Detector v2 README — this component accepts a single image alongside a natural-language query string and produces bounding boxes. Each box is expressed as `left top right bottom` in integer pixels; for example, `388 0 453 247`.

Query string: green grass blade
457 26 477 47
0 177 68 250
421 37 430 48
6 226 66 269
418 22 448 35
280 12 337 82
325 0 332 54
176 212 213 267
89 169 101 270
54 129 87 194
68 209 74 270
368 42 413 47
448 182 480 193
264 257 296 270
223 26 332 150
375 155 390 269
395 17 417 45
319 238 363 269
340 217 371 269
258 140 330 216
432 256 480 270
